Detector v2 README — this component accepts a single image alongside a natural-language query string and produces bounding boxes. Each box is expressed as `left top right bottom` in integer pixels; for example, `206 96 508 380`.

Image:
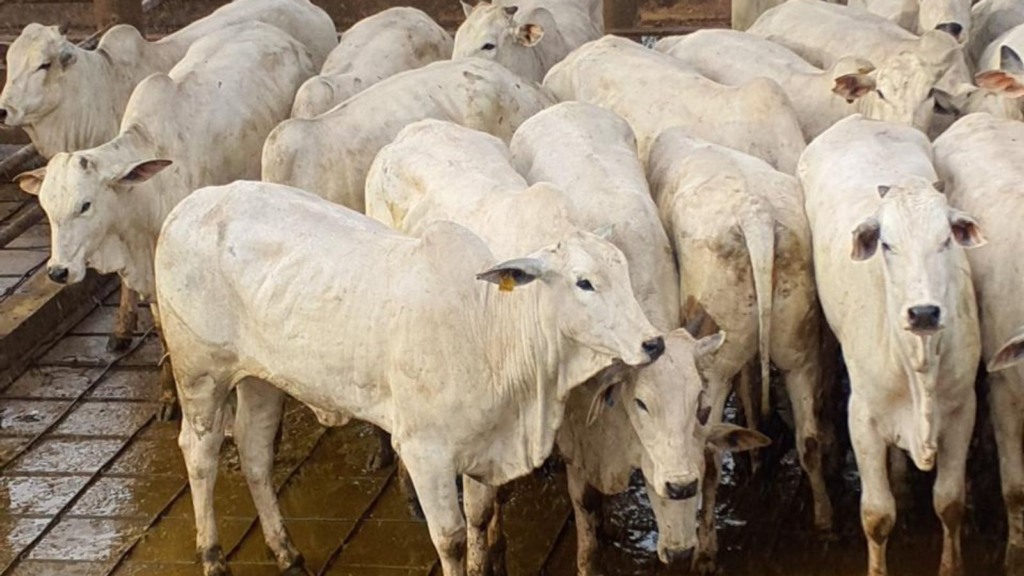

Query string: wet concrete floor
0 290 1011 576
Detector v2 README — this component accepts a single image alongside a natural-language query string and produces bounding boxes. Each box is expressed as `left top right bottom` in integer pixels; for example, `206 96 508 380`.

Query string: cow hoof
107 333 133 352
693 551 718 576
1006 544 1024 576
281 564 312 576
200 546 231 576
157 400 180 422
365 447 396 472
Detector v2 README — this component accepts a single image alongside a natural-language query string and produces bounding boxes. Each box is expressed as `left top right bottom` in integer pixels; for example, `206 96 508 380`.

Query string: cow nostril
642 336 665 361
0 108 7 123
908 305 941 330
664 546 696 565
665 479 699 500
47 266 69 284
936 22 963 38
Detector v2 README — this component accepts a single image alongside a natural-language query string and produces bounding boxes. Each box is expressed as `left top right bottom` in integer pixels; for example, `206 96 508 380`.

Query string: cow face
478 230 663 367
851 177 984 336
839 49 953 132
16 152 171 286
0 24 76 127
453 2 546 81
918 0 970 43
585 330 770 563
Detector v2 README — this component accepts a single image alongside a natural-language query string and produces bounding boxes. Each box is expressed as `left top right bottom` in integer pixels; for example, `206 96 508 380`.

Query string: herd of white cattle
2 0 1024 573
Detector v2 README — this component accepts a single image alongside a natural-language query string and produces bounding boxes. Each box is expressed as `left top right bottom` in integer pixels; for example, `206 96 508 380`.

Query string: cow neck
27 50 120 158
481 285 610 472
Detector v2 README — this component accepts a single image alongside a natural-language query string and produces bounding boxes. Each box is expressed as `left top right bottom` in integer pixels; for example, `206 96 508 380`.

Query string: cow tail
738 207 775 420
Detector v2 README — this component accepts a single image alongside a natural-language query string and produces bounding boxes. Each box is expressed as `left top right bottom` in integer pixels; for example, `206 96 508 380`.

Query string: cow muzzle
664 479 700 500
935 22 964 42
662 546 696 566
47 265 70 284
906 304 942 334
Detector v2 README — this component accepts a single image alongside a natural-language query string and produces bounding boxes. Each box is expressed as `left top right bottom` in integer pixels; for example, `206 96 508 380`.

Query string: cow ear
58 42 76 68
706 423 771 452
949 210 985 248
990 329 1024 372
14 167 47 196
975 70 1024 98
694 330 725 372
514 23 544 46
1002 45 1024 74
460 0 475 18
851 217 881 261
116 159 172 186
832 72 876 103
476 257 545 291
57 22 70 36
930 88 958 115
586 370 624 425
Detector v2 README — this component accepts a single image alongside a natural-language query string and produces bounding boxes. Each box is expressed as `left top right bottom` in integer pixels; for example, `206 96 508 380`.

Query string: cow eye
634 398 648 413
37 62 51 71
876 89 887 101
79 201 91 214
481 42 497 51
576 278 595 291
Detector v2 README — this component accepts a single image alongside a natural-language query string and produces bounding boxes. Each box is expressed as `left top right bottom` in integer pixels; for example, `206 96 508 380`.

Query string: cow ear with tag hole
14 167 47 196
990 329 1024 372
851 218 881 261
513 23 544 46
115 159 172 186
706 423 771 452
948 210 985 248
476 257 546 292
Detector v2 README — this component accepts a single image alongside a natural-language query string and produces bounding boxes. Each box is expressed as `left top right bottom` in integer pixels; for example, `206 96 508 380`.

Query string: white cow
647 129 832 573
799 114 984 576
967 0 1024 66
748 0 972 130
933 113 1024 576
453 0 602 83
366 116 767 576
15 22 315 420
262 57 553 213
0 0 335 157
543 35 806 174
847 0 971 42
154 179 664 576
656 29 939 139
291 7 452 119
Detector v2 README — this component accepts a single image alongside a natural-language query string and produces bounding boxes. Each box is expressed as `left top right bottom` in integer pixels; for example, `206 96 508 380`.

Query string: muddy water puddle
0 308 1010 575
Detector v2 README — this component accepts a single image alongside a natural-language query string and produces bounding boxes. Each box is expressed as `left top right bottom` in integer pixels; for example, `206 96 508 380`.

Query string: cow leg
737 362 761 475
463 476 505 576
850 399 894 576
990 373 1024 576
108 286 138 351
694 448 721 576
781 361 832 534
177 375 231 576
933 399 974 576
566 463 603 576
234 378 306 575
151 303 180 421
402 453 466 576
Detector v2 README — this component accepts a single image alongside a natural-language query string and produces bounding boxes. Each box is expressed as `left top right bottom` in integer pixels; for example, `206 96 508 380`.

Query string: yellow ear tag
499 272 516 292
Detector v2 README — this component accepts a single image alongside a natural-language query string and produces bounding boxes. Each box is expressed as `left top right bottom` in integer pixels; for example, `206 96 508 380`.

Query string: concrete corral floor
0 286 1012 575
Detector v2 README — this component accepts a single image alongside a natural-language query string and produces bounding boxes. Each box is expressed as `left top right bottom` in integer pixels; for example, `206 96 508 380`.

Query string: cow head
477 229 663 369
16 151 172 286
585 329 769 562
0 23 77 127
453 1 548 82
851 177 984 338
834 37 958 132
918 0 970 43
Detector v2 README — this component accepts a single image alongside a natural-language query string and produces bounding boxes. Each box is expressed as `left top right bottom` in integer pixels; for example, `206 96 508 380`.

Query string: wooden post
94 0 144 32
603 0 638 32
